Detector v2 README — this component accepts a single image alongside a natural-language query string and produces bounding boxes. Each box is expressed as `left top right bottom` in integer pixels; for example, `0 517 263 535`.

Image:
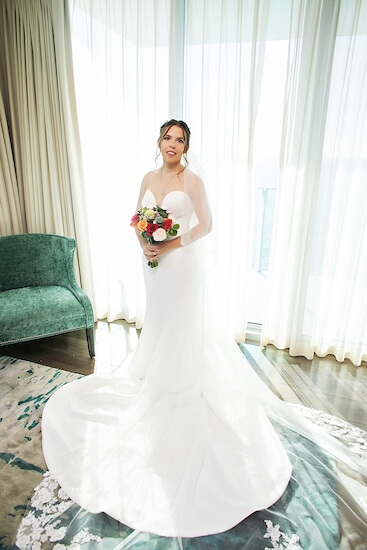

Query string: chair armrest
64 240 94 327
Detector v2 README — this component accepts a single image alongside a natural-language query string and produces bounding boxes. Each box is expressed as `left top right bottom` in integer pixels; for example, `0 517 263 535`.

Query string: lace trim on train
291 405 367 515
16 407 367 549
263 520 301 549
291 404 367 462
15 473 102 549
16 479 303 550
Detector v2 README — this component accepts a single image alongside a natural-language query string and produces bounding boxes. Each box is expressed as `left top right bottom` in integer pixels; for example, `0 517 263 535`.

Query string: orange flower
137 219 148 231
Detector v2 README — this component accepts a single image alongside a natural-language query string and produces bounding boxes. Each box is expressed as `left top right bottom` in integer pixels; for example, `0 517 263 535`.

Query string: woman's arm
180 173 212 246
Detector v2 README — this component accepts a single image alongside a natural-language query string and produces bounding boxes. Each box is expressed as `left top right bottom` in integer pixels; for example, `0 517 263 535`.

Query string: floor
1 319 367 431
242 344 367 432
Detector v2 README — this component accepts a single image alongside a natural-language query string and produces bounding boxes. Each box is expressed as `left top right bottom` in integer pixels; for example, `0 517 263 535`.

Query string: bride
23 121 367 547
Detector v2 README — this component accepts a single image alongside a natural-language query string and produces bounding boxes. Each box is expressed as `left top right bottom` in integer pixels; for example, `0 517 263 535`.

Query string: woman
41 119 292 535
25 121 367 548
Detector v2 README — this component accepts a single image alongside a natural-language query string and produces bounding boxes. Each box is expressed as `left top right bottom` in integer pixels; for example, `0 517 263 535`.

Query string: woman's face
159 125 187 165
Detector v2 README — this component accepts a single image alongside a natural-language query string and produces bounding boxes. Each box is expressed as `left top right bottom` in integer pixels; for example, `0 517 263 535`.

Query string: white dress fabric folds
39 186 367 547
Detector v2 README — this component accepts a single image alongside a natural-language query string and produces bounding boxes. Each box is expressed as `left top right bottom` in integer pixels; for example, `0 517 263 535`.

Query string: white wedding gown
42 189 292 537
37 187 367 547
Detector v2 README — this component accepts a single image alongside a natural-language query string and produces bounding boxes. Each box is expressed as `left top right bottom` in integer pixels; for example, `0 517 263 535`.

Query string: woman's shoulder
184 168 203 186
140 170 159 190
142 169 158 181
184 169 205 197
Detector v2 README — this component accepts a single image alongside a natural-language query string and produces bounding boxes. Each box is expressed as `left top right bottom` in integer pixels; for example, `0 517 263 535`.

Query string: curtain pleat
0 88 25 235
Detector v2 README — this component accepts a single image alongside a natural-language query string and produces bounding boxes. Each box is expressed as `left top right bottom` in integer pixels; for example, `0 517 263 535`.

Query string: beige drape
0 88 25 235
0 0 94 304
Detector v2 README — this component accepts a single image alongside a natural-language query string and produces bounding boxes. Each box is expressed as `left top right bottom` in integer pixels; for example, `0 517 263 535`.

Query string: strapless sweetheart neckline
144 188 191 208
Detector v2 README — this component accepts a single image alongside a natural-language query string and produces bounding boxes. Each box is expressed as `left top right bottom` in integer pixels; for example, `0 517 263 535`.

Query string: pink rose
130 213 139 227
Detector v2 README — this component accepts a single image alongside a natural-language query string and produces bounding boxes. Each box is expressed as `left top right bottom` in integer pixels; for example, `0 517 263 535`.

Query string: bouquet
130 205 180 268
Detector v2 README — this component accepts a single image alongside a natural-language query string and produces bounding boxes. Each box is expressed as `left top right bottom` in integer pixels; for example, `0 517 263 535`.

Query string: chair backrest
0 233 76 292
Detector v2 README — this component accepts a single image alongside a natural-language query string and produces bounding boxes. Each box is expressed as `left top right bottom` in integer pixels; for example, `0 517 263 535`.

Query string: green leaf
172 224 180 230
157 207 167 217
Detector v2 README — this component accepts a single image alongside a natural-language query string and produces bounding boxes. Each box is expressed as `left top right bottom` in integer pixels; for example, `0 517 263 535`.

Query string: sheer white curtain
69 0 174 327
262 0 367 366
183 0 271 341
0 0 94 299
69 0 271 336
70 0 367 365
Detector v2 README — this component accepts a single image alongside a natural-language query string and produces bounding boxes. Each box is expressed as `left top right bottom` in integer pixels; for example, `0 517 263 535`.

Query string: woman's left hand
145 242 165 261
145 239 180 261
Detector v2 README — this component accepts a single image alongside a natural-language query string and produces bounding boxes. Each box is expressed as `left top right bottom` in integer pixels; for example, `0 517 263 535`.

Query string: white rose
152 228 167 242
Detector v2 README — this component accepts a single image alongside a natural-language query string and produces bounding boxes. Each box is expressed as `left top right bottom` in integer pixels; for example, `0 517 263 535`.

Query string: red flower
162 218 173 230
130 213 139 227
146 223 159 236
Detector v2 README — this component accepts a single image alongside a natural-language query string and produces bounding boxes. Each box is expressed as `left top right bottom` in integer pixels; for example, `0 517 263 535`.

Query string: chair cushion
0 234 75 292
0 286 88 345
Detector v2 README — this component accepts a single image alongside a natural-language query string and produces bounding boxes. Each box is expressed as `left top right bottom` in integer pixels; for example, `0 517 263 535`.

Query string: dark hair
158 119 191 165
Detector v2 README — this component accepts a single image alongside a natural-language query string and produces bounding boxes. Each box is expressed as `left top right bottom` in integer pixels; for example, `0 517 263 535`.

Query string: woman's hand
143 239 181 261
143 243 158 262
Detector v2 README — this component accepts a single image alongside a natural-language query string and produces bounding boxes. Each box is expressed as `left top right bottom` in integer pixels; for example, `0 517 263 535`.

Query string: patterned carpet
1 353 366 549
0 356 81 549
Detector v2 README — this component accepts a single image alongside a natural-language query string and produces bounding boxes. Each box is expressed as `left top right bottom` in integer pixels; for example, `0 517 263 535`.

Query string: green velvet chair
0 233 95 357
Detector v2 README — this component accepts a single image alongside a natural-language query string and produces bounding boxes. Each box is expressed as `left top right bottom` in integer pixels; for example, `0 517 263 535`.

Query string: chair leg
86 326 95 357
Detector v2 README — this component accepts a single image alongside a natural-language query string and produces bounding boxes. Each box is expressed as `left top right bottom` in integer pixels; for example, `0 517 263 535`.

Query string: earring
154 148 162 165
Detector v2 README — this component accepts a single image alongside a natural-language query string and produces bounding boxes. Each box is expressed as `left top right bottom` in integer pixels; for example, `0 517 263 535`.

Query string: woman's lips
166 151 176 156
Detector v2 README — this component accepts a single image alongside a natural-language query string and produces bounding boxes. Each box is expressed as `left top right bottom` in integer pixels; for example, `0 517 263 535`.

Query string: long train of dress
17 189 367 548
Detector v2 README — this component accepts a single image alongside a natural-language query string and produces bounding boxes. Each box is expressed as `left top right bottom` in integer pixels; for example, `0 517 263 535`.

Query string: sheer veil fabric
39 170 367 546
